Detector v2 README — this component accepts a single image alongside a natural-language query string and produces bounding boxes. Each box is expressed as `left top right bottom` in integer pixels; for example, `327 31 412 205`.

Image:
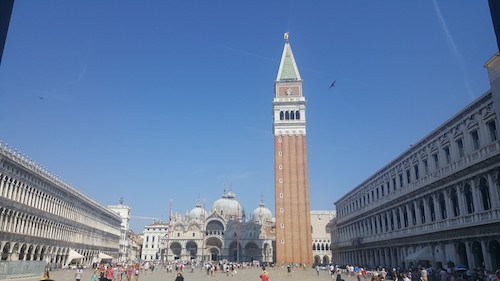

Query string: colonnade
337 170 500 243
0 145 122 267
334 237 500 271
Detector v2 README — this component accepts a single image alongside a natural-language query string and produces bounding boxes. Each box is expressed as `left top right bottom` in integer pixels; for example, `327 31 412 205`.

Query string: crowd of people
328 265 500 281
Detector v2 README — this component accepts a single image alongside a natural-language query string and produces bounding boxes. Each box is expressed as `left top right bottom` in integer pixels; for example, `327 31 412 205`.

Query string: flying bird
329 80 336 88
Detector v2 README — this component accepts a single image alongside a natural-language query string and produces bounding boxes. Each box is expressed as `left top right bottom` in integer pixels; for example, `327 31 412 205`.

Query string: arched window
285 111 289 120
439 192 447 219
290 111 295 120
313 244 316 251
280 111 284 120
464 183 474 214
419 201 426 224
479 178 491 211
403 208 408 227
296 111 300 120
429 197 436 222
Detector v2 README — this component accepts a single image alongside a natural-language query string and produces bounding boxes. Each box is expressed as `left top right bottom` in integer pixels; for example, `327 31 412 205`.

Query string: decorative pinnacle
284 32 289 42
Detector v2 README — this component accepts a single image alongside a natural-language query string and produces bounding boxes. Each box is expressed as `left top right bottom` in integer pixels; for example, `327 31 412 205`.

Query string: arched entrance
228 241 242 262
19 244 27 260
244 242 259 262
488 239 500 270
323 255 330 264
457 242 468 267
314 255 321 265
170 242 182 260
471 241 484 269
205 237 222 261
186 241 198 260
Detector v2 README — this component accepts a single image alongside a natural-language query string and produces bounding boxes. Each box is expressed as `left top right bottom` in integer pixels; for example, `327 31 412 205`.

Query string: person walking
260 267 269 281
75 266 84 281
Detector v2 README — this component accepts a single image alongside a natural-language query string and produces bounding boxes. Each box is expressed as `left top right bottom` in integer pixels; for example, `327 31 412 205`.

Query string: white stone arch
205 236 223 261
18 243 28 261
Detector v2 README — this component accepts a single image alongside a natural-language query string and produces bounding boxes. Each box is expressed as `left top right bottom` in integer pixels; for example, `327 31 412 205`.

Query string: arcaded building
330 53 500 271
0 144 122 272
311 210 335 265
273 33 313 266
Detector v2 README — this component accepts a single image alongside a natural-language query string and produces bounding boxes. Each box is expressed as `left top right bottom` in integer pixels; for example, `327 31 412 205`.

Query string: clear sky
0 1 497 233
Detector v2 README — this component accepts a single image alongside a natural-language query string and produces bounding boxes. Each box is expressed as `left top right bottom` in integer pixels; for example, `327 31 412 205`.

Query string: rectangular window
444 146 451 164
414 164 419 180
392 178 396 191
406 169 411 184
488 121 497 142
456 138 464 158
381 185 384 196
399 174 403 187
433 153 439 169
471 130 480 150
423 159 428 174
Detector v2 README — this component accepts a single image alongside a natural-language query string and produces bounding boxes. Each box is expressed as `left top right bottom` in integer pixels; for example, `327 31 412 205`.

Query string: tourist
75 266 84 281
175 273 184 281
260 267 269 281
420 268 428 281
40 270 51 281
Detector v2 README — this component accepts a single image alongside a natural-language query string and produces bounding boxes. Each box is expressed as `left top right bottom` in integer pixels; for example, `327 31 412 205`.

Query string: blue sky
0 1 497 233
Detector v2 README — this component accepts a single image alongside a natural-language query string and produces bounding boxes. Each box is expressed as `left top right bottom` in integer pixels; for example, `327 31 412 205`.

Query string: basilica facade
141 191 275 263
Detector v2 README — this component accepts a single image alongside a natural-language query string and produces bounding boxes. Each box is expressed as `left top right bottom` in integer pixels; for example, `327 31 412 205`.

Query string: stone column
470 178 481 212
444 188 454 218
457 183 467 215
0 175 6 196
487 172 500 208
423 197 431 224
465 241 475 270
406 204 413 227
480 240 492 270
415 201 423 225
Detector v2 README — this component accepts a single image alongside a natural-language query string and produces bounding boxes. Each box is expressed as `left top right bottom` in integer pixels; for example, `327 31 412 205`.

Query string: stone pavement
6 267 360 281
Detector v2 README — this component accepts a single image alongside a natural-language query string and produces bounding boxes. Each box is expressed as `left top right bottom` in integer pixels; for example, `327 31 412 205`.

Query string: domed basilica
160 190 275 263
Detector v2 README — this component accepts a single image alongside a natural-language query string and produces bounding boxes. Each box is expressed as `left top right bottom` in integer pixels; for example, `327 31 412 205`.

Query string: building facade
0 144 122 271
108 201 132 263
311 210 335 266
140 221 169 261
330 53 500 271
140 191 275 263
273 33 313 266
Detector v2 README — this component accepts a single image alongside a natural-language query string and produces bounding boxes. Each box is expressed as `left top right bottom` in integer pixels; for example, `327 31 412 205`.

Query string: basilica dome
212 190 242 219
189 200 207 220
252 200 272 222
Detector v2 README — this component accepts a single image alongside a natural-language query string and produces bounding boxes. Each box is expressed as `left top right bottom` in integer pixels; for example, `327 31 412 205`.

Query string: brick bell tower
273 32 312 266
